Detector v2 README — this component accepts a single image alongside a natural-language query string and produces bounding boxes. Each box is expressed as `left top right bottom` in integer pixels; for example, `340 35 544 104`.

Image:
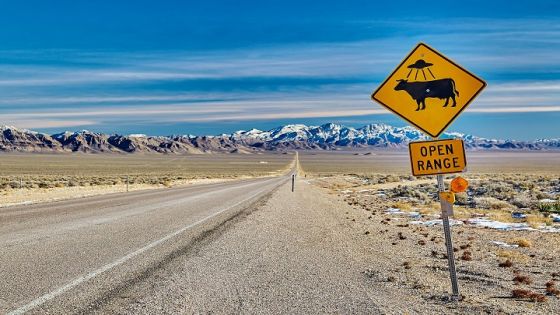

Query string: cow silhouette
394 78 459 111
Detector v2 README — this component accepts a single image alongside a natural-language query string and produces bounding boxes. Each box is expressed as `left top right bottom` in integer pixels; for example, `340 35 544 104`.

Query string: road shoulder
96 178 390 313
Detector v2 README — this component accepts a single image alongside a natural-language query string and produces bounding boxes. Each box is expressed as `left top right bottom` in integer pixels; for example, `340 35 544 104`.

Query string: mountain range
0 123 558 154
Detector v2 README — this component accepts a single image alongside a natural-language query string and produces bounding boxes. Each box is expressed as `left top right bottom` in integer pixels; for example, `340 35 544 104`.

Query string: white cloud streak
0 18 559 129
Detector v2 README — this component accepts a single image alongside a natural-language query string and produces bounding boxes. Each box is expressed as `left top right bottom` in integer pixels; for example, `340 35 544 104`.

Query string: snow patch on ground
410 219 464 226
491 241 519 248
466 218 534 231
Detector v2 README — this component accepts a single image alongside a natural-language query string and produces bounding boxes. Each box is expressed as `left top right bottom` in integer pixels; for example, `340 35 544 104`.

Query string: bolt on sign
408 139 466 176
371 43 486 137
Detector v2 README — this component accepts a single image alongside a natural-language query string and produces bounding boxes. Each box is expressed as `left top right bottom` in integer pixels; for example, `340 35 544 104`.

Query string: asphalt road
0 175 288 314
91 176 383 314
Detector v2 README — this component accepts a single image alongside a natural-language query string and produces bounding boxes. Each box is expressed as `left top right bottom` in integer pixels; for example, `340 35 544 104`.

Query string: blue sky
0 0 559 140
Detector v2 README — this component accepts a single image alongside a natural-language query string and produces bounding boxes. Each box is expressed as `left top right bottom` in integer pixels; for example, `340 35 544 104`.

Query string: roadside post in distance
371 43 486 301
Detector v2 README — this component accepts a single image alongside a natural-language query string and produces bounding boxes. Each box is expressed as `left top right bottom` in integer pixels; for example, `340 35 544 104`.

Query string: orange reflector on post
450 176 468 193
439 191 456 204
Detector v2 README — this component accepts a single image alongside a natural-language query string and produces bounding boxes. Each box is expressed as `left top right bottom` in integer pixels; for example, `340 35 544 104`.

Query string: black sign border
371 42 487 138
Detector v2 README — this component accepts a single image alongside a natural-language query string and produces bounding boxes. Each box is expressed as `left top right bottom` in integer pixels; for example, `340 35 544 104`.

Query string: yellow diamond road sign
371 43 486 138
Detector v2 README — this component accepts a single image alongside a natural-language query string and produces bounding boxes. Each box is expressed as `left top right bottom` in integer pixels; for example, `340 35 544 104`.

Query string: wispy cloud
0 17 558 135
2 119 97 129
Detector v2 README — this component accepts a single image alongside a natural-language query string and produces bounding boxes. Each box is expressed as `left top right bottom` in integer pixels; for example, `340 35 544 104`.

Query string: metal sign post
291 174 295 192
437 174 460 300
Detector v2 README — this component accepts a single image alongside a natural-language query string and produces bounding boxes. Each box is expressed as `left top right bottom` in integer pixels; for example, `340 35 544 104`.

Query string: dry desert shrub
526 215 552 228
511 194 536 209
419 206 439 216
378 174 401 183
513 274 533 285
489 211 519 223
453 206 501 220
461 251 473 261
496 250 531 264
499 259 514 268
454 192 469 205
472 181 516 199
511 238 532 248
38 182 51 189
546 281 560 296
474 197 512 210
390 200 413 210
384 185 432 202
512 289 547 302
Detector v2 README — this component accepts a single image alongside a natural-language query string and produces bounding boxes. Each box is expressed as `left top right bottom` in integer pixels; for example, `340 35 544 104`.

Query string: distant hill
0 124 558 154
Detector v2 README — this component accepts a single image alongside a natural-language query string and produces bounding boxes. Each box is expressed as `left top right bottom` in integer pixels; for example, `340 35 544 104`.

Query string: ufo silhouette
407 59 433 69
406 59 436 80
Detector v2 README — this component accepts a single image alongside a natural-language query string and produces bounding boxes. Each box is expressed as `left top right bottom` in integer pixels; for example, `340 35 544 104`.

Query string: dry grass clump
539 200 560 212
513 274 533 285
511 238 532 248
546 281 560 296
496 250 531 264
384 184 433 202
474 197 512 210
486 211 517 223
511 194 536 209
499 259 514 268
461 251 473 261
390 200 413 210
371 174 404 184
512 289 547 302
526 215 552 228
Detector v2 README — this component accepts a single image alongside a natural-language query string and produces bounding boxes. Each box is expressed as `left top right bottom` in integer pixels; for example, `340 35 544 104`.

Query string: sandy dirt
0 178 235 208
309 175 560 314
0 152 295 208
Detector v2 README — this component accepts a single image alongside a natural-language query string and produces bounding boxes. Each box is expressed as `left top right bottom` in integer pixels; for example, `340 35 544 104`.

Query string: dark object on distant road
394 79 460 111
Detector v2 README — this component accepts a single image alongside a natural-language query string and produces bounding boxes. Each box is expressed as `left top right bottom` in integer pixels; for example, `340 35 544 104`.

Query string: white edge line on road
8 176 286 315
1 178 279 247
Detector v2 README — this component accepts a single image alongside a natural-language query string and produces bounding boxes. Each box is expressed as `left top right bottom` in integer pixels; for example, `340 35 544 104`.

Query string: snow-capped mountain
0 123 558 153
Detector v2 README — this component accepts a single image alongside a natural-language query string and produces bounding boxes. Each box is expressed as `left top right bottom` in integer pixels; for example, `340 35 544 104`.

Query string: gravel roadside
93 175 555 314
95 178 393 314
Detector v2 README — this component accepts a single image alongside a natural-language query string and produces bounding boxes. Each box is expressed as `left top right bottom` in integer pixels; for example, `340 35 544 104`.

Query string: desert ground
299 150 560 314
0 153 293 207
2 150 560 314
